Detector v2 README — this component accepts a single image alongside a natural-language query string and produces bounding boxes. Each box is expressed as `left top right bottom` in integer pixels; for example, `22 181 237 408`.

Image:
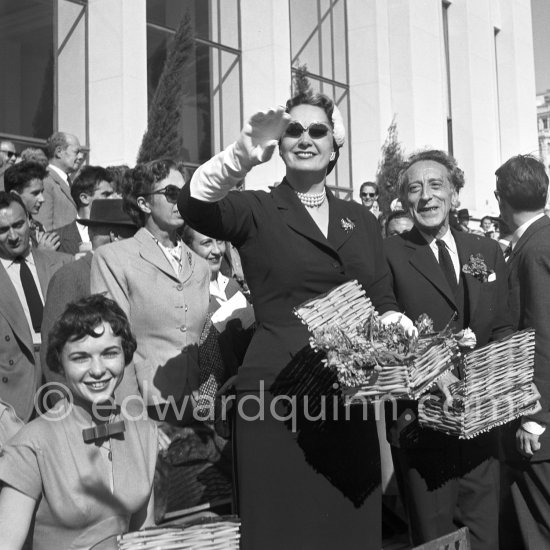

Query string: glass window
0 0 54 140
146 0 242 168
289 0 351 196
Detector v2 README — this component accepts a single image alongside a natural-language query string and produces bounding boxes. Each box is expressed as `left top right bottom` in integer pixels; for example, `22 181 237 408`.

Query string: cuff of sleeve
521 419 546 435
190 143 249 202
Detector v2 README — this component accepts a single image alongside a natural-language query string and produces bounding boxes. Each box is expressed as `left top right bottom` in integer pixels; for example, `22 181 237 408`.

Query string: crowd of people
0 91 549 550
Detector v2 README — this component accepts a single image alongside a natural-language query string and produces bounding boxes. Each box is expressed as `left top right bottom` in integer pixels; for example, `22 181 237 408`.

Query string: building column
87 0 148 166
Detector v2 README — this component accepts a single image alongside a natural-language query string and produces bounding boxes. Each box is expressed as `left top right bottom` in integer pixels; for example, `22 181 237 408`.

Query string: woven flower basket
418 328 539 439
294 280 458 401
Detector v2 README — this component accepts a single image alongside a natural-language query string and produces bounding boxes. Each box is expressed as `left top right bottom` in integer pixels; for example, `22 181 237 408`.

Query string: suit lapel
271 180 338 256
134 228 180 282
0 262 34 355
32 249 53 296
326 189 356 250
453 229 480 319
48 168 76 207
406 227 457 307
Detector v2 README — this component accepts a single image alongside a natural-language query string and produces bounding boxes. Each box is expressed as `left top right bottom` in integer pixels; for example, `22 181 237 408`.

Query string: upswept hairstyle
70 165 113 208
397 149 465 200
495 154 548 211
284 92 340 175
3 162 48 194
121 159 177 227
46 294 137 374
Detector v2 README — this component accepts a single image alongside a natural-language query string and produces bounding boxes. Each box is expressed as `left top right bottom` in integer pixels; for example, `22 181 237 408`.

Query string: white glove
190 106 290 203
234 106 291 170
379 311 418 339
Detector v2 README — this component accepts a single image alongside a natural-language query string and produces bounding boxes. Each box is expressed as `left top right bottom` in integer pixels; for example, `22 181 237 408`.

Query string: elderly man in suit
55 166 114 255
34 132 81 231
495 155 550 549
384 150 513 550
0 192 72 422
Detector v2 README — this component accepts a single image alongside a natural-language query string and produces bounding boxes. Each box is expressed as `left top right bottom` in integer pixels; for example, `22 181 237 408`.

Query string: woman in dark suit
178 93 409 549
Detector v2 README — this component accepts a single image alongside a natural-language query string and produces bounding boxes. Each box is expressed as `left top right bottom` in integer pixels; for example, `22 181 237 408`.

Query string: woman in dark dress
178 93 412 549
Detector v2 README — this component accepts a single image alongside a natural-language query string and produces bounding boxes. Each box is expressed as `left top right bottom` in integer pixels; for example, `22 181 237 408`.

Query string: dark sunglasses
361 192 376 198
284 121 331 140
1 150 18 159
142 184 180 204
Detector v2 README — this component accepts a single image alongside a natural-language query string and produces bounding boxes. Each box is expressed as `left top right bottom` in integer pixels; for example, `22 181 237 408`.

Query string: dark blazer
504 215 550 461
0 249 72 421
34 167 77 231
384 227 513 448
56 220 82 255
179 179 398 390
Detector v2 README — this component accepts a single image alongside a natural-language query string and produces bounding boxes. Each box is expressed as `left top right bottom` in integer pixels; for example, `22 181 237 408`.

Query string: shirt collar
210 272 229 301
0 249 33 269
511 212 545 250
48 163 69 184
418 226 458 255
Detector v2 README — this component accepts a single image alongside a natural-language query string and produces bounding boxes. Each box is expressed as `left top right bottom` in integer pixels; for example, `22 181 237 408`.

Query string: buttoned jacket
90 228 210 405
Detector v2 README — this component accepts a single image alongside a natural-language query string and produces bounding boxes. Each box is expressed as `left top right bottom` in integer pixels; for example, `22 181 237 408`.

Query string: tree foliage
292 64 313 98
376 117 405 214
137 12 194 164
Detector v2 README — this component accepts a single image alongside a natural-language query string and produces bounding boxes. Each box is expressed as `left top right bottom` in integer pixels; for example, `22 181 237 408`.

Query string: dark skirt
234 390 381 550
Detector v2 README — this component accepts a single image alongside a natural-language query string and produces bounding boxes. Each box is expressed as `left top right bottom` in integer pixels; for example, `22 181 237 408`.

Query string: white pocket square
488 273 496 282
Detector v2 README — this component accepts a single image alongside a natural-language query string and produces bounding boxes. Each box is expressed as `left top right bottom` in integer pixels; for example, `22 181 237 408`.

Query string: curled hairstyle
46 294 137 374
397 149 465 200
495 154 548 211
284 92 340 174
70 165 113 208
3 162 48 194
121 159 177 227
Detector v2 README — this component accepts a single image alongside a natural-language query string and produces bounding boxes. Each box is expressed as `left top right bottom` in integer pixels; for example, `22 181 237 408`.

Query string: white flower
332 104 346 147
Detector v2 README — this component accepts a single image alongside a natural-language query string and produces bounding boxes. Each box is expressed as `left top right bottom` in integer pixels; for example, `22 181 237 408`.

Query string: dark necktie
16 257 43 332
435 240 458 292
503 244 513 261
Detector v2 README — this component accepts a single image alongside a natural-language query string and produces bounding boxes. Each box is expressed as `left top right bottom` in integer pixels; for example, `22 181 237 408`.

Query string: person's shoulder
383 230 415 252
95 236 139 259
33 247 73 266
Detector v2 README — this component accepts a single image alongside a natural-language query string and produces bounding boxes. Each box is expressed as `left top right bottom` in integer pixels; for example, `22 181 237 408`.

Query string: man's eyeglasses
284 121 332 140
0 150 18 159
142 185 180 204
361 192 377 198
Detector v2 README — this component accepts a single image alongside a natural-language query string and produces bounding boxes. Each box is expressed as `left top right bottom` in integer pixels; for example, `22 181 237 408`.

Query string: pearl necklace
295 188 326 208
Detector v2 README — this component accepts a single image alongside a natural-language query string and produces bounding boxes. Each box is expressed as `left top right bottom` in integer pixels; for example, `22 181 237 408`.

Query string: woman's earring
329 152 336 161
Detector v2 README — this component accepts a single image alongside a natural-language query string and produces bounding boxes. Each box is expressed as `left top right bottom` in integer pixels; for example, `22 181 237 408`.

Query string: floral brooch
341 217 355 233
462 254 495 283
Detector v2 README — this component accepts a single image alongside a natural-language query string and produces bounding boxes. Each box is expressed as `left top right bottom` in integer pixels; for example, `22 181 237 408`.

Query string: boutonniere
341 217 355 233
462 253 495 282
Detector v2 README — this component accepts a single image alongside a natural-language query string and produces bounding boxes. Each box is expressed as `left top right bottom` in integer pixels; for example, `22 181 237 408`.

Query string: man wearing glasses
360 181 380 218
0 141 18 191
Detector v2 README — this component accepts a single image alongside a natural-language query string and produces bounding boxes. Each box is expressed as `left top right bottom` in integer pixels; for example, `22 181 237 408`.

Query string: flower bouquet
294 280 459 401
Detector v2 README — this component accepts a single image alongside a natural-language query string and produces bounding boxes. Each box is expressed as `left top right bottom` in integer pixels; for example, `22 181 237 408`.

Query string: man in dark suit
384 150 513 550
0 192 72 421
495 154 550 549
55 166 114 255
34 132 81 231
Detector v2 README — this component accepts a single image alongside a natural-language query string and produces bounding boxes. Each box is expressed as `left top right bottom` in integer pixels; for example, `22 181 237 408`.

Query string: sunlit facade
0 0 539 210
